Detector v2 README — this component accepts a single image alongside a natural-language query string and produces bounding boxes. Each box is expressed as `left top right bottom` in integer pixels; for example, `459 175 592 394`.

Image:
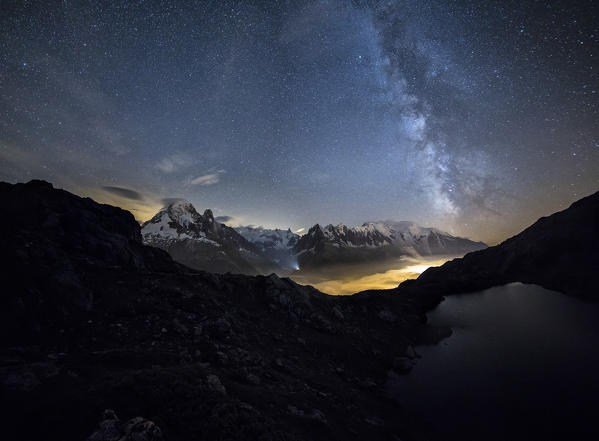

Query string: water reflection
388 283 599 440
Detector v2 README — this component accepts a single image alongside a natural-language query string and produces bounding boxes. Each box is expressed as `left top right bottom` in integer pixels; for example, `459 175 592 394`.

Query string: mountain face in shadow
403 191 599 299
0 180 443 441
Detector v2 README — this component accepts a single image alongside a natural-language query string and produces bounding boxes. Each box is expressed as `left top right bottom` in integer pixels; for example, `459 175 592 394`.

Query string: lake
388 283 599 440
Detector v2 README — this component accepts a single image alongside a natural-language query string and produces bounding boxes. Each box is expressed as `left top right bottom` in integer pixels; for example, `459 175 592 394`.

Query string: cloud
10 52 136 159
295 227 306 233
214 214 245 227
156 153 192 173
191 173 220 186
191 169 225 186
102 186 145 201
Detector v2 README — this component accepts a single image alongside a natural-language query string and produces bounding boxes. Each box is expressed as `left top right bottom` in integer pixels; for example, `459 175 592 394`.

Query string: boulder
86 410 164 441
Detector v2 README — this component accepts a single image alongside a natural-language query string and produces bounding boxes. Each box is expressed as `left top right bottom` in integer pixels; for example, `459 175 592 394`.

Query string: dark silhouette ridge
398 190 599 300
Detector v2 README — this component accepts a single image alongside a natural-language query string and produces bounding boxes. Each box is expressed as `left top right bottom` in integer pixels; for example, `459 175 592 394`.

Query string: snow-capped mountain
235 226 299 269
142 202 486 274
141 200 281 275
235 226 299 250
293 221 487 268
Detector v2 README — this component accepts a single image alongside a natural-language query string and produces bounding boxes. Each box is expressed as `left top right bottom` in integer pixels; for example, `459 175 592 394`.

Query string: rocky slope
0 180 445 441
399 190 599 299
141 200 280 275
294 221 486 269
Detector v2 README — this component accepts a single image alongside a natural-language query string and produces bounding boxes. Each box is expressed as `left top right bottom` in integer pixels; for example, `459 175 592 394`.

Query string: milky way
1 0 597 242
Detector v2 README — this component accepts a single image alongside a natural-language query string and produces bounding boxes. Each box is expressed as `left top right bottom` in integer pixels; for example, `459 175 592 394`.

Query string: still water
388 283 599 441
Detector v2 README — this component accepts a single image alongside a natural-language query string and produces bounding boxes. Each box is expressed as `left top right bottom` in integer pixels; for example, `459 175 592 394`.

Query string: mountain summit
142 199 220 243
141 200 279 274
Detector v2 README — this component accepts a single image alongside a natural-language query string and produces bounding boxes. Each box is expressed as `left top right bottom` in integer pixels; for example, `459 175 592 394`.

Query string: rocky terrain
396 190 599 300
0 180 447 441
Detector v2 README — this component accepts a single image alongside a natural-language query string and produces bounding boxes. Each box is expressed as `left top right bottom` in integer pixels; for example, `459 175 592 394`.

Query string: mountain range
141 200 486 275
292 221 487 269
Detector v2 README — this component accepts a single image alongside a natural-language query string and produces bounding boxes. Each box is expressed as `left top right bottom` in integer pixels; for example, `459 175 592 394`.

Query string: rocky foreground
0 181 446 441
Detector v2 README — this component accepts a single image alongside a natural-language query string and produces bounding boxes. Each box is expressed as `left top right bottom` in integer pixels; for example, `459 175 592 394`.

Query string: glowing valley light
398 256 455 276
292 256 458 295
399 264 434 274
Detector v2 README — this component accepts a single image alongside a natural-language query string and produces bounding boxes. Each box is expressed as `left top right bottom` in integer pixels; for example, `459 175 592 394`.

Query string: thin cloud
191 173 220 186
156 153 191 173
215 215 233 223
102 186 144 201
191 169 225 186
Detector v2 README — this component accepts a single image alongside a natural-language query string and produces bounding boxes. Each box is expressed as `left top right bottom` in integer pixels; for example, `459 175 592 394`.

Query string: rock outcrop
401 190 599 299
86 410 164 441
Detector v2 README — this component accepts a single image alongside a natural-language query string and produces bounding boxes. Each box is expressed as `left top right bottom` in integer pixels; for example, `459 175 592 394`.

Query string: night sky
1 0 597 243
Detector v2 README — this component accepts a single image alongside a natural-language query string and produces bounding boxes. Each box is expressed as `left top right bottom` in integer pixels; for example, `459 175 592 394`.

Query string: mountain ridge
293 220 487 269
395 190 599 300
142 201 486 275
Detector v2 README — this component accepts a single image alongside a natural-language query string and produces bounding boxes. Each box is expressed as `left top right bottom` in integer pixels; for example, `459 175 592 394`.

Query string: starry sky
1 0 597 243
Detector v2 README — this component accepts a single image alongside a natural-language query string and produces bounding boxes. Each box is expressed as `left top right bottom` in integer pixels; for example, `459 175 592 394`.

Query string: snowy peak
295 222 393 251
235 226 299 251
165 199 200 226
359 220 449 243
141 203 285 275
293 219 486 260
141 200 220 243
